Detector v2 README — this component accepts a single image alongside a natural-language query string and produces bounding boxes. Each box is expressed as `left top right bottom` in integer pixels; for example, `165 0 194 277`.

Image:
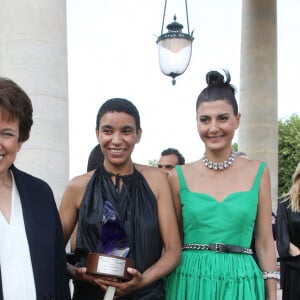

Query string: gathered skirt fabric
165 250 265 300
281 264 300 300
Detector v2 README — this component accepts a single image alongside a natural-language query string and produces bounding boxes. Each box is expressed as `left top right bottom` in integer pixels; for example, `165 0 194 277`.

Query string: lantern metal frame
156 0 194 85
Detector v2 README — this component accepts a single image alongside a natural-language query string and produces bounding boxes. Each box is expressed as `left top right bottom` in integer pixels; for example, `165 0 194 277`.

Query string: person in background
86 144 104 172
158 148 185 175
277 162 300 299
0 78 70 299
59 98 181 299
164 70 277 299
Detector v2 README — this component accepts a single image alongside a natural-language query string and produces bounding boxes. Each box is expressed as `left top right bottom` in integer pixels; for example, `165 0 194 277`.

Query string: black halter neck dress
72 165 164 300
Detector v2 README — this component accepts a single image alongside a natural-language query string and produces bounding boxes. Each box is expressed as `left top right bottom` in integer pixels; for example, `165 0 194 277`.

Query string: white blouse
0 172 36 299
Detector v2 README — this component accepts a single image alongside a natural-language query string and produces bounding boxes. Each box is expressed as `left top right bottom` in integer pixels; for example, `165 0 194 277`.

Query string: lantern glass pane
158 38 192 76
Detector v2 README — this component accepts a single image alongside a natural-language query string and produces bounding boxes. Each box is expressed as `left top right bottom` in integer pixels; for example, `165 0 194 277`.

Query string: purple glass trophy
86 201 134 281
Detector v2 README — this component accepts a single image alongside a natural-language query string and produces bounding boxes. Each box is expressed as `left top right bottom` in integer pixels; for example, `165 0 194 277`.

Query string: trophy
86 201 134 299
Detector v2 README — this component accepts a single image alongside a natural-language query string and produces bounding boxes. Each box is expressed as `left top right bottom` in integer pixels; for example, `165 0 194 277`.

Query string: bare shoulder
67 171 94 192
236 157 270 180
181 161 198 170
167 161 198 187
238 157 268 170
134 163 169 196
178 160 201 176
134 163 166 180
62 170 95 207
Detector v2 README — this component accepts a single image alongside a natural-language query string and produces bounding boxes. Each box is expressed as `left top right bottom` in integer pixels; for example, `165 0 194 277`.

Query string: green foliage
278 114 300 196
148 159 158 167
232 143 238 152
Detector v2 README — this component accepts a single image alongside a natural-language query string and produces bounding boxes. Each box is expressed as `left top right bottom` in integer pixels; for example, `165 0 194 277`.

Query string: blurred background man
158 148 185 175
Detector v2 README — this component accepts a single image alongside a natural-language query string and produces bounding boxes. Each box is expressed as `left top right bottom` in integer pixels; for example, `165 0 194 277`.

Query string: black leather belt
182 243 253 255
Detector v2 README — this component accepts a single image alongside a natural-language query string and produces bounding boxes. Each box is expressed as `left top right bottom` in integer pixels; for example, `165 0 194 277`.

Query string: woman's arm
168 168 183 239
59 173 104 286
59 178 81 245
255 166 277 300
143 169 182 280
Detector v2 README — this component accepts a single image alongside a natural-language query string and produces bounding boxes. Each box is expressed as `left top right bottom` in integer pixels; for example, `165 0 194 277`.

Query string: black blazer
0 165 70 300
276 196 300 286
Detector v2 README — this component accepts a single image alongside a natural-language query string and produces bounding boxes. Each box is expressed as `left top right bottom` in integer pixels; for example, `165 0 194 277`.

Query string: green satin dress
165 163 266 300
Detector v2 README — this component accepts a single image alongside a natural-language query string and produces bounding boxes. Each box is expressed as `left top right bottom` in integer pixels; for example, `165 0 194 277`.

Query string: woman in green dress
164 70 278 300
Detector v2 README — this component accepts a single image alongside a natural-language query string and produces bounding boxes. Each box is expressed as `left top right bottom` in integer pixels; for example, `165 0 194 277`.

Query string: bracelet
262 271 280 281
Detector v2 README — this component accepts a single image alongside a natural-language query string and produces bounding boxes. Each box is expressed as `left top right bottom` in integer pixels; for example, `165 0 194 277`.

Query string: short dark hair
196 70 238 115
0 78 33 142
161 148 185 165
96 98 140 131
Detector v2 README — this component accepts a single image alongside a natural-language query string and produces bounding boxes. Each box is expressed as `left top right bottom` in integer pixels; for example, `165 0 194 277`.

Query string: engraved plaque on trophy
86 201 134 281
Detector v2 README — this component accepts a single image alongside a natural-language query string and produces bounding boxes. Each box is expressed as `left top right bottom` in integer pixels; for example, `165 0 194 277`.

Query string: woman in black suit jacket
0 78 70 299
277 162 300 300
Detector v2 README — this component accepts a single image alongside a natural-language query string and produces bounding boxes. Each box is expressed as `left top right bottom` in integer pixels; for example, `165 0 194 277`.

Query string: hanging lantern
156 0 194 85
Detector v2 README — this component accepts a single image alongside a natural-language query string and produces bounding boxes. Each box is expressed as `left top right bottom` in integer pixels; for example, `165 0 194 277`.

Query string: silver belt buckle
215 243 225 252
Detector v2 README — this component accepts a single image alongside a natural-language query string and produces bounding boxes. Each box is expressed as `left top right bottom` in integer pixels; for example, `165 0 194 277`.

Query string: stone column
239 0 278 209
0 0 69 205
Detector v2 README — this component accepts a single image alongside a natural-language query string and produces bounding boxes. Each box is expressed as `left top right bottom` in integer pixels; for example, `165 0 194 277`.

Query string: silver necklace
202 150 236 171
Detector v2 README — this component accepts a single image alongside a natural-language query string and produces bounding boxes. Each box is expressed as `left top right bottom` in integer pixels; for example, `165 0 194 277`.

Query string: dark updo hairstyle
0 78 33 142
196 70 238 115
96 98 140 132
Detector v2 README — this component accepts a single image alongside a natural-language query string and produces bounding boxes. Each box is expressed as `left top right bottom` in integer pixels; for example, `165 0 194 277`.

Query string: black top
73 166 164 300
277 197 300 258
276 196 300 284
